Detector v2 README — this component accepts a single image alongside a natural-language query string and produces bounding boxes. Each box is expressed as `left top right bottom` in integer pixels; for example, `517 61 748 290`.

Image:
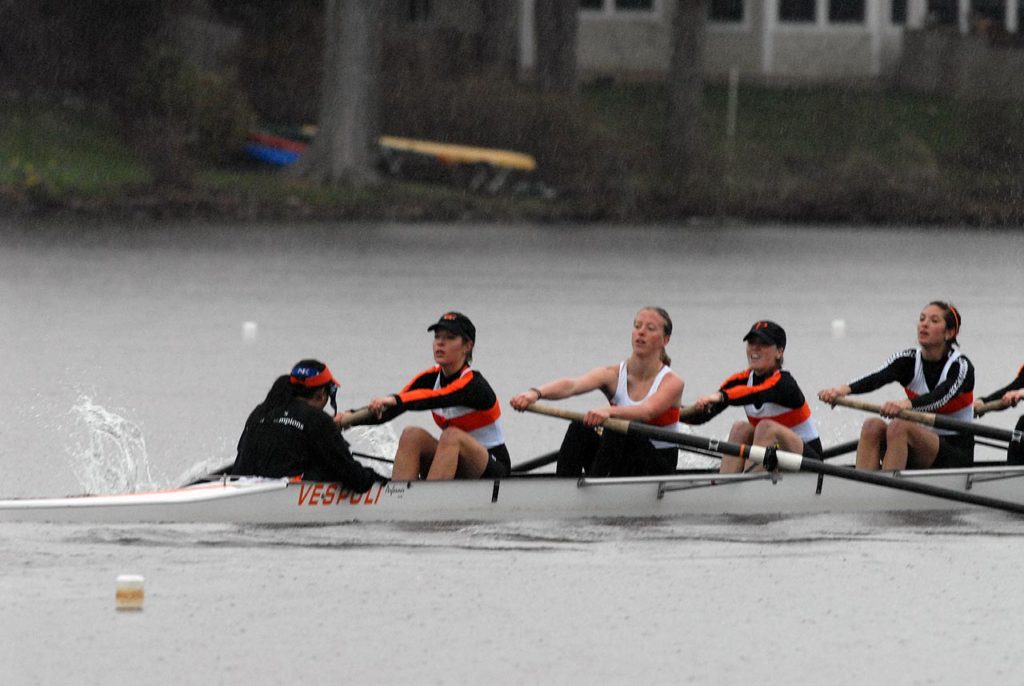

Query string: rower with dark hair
975 363 1024 464
689 320 822 473
231 359 383 491
351 312 510 481
819 301 975 470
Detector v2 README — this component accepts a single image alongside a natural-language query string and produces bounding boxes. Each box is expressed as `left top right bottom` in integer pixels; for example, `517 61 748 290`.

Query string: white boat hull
3 467 1024 523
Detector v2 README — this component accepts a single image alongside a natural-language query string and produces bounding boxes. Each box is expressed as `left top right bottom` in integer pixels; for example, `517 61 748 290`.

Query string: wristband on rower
530 387 543 400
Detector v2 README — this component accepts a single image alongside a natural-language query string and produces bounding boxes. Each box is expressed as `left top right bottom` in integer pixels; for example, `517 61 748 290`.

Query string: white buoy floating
242 321 258 343
116 574 145 611
831 318 847 338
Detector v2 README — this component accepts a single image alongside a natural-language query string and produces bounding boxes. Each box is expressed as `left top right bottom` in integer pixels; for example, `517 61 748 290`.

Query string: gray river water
1 220 1023 684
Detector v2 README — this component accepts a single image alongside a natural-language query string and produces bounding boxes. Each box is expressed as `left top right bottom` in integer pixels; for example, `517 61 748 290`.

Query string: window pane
709 0 744 21
580 0 603 9
892 0 907 23
615 0 653 9
408 0 431 22
927 0 957 24
779 0 815 22
829 0 864 22
971 0 1004 22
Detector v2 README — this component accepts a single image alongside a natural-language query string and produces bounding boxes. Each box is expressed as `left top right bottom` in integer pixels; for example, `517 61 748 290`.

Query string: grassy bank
2 83 1022 225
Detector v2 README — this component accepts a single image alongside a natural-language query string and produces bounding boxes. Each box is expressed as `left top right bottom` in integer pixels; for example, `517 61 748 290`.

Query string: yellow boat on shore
378 135 537 172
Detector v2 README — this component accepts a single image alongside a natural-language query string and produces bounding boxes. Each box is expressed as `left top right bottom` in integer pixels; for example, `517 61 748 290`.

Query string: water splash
67 396 157 494
345 424 398 478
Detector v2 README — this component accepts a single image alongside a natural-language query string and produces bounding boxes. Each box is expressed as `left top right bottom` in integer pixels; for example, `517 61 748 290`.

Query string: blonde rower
510 307 684 477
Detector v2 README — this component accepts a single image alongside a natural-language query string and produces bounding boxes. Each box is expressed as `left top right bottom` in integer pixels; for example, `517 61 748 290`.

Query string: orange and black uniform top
687 368 822 452
981 363 1024 403
375 365 507 451
849 348 975 414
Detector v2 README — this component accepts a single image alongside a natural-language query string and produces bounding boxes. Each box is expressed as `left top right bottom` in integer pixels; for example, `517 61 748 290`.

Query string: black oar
512 450 560 473
832 397 1022 444
525 402 1024 515
821 439 858 459
352 451 394 464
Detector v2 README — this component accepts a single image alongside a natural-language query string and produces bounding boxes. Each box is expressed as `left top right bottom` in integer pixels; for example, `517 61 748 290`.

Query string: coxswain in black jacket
231 359 382 492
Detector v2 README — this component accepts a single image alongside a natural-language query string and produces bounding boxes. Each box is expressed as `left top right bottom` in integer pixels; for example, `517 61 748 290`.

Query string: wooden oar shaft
976 399 1010 417
525 403 1024 515
678 404 701 421
336 407 373 429
832 397 1020 443
525 403 800 469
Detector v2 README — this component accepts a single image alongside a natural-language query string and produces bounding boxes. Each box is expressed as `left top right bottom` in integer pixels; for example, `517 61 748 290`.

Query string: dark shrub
122 45 255 186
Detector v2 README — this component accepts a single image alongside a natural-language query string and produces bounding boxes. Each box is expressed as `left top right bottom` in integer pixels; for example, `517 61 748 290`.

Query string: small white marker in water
242 321 258 343
116 574 144 611
831 318 847 338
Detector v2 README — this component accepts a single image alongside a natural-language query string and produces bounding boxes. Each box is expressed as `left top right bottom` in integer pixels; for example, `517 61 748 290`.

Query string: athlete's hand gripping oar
975 399 1011 418
828 397 1022 444
525 402 1024 515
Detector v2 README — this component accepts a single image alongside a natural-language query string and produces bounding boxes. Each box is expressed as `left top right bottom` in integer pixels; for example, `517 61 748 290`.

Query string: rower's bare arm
510 365 617 411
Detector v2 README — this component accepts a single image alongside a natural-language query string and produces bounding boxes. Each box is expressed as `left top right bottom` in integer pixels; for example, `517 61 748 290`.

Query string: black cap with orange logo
427 311 476 342
742 320 786 348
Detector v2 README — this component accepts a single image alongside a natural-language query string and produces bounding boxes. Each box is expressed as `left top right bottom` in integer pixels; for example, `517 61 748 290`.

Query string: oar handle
831 396 1020 443
831 396 936 425
976 399 1009 417
526 402 700 425
336 406 374 429
678 404 702 421
525 403 631 435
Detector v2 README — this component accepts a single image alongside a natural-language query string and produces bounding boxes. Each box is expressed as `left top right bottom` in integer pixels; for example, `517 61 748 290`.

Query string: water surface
1 220 1022 684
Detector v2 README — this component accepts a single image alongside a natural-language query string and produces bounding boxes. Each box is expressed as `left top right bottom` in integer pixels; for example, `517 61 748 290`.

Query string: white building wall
524 0 909 82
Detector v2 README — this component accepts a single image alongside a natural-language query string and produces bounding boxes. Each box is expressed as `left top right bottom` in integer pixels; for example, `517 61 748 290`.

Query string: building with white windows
514 0 1024 83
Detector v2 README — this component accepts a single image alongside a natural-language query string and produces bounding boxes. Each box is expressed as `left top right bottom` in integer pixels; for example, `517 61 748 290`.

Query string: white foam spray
67 396 157 494
345 424 398 479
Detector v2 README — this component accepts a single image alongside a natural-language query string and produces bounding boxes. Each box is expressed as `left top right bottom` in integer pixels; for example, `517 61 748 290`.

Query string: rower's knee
886 418 912 441
752 420 782 444
438 427 467 449
861 418 886 441
728 421 754 443
400 425 429 440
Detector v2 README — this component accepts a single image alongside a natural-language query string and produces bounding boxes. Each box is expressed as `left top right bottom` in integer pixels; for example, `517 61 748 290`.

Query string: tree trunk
290 0 382 185
664 0 706 181
478 0 520 80
533 0 577 94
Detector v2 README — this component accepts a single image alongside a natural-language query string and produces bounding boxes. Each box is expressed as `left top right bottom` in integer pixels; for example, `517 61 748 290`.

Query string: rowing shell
2 466 1024 524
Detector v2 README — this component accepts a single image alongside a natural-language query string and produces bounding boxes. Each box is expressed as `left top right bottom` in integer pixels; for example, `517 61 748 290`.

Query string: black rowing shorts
482 443 511 479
